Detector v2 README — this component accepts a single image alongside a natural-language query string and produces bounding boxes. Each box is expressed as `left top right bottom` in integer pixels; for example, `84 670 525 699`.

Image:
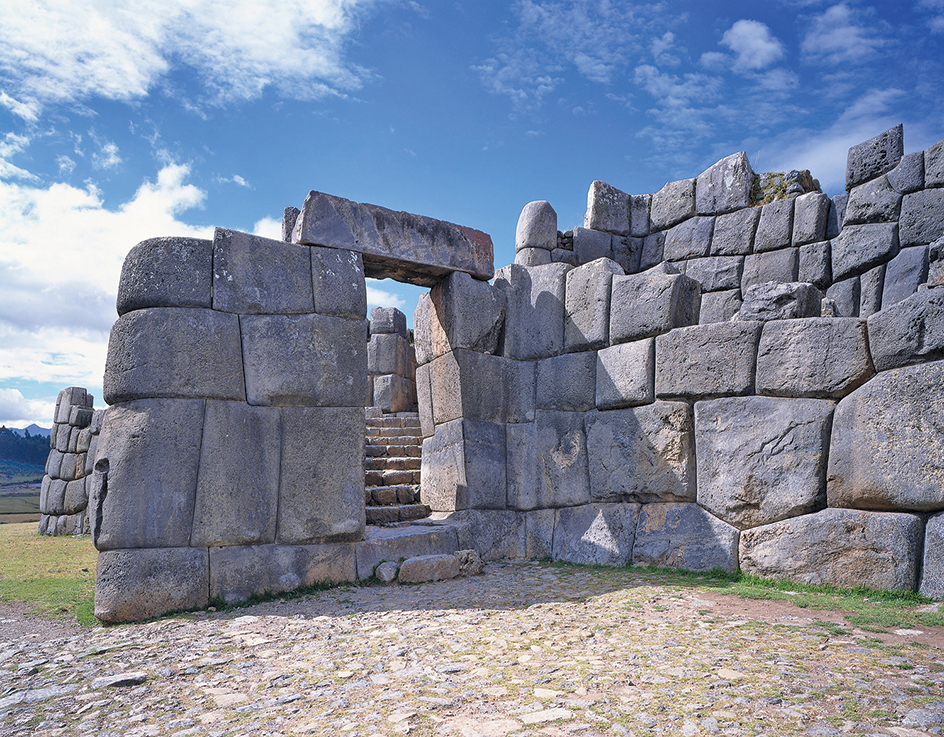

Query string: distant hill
12 424 50 438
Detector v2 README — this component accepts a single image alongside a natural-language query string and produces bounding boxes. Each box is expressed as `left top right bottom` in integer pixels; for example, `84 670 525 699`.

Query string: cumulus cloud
0 388 56 428
801 4 884 64
366 281 407 311
252 216 283 240
721 20 785 73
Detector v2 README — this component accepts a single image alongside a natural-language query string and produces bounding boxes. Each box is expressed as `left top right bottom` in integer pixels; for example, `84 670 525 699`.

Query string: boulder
584 181 630 236
633 503 739 572
663 216 715 261
516 200 557 251
736 282 823 322
741 249 798 292
493 263 571 360
536 351 596 412
552 503 640 566
830 222 899 281
421 418 506 512
398 554 460 583
609 266 701 343
564 258 624 351
595 339 655 409
695 151 754 215
845 124 903 190
650 178 696 231
900 189 944 247
355 524 459 581
753 199 794 253
792 192 830 246
710 207 759 256
867 289 944 371
311 247 367 319
116 237 212 315
882 245 929 308
887 151 925 194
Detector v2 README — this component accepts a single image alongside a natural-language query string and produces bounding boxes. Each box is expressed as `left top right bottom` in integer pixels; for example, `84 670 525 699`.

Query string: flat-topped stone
292 190 494 285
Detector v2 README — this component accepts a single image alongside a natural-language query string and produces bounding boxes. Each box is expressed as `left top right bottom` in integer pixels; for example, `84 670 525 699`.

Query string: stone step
365 443 422 458
365 469 421 487
365 504 432 526
355 522 458 580
365 456 422 472
365 485 420 506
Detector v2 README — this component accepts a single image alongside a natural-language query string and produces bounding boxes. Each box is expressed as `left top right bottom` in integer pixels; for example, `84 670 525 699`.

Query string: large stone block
116 237 212 315
209 543 355 604
650 178 696 231
42 478 66 515
536 351 596 412
797 241 831 290
444 509 526 560
887 150 925 194
506 411 589 511
826 277 860 317
926 138 944 187
695 151 753 215
827 360 944 511
355 524 459 580
369 306 408 338
753 199 794 253
699 289 742 324
611 235 643 274
630 194 651 237
900 189 944 247
826 193 847 239
639 231 665 270
428 349 534 426
494 263 571 360
584 181 630 236
515 247 551 266
368 333 410 376
63 479 87 515
859 264 885 317
292 190 494 285
882 245 929 308
524 509 556 559
240 313 367 407
847 124 904 188
695 396 834 529
710 207 759 256
830 222 899 281
844 176 902 226
372 374 415 414
655 321 762 399
91 398 204 550
736 282 823 322
516 200 557 251
595 339 654 409
741 248 798 292
564 258 623 351
756 318 874 398
740 508 921 592
421 418 506 512
609 266 701 343
278 406 365 543
190 401 280 547
311 247 367 319
552 503 640 566
680 256 743 292
663 216 714 262
426 271 505 356
792 192 830 246
921 512 944 599
103 308 245 404
95 547 209 623
633 503 739 572
572 227 613 265
867 289 944 371
398 554 459 583
585 403 694 503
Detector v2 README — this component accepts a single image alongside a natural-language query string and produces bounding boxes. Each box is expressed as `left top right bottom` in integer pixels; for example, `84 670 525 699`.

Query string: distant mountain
12 424 50 438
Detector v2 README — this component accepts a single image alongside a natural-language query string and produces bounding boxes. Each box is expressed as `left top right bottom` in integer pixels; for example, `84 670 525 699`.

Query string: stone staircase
364 408 430 525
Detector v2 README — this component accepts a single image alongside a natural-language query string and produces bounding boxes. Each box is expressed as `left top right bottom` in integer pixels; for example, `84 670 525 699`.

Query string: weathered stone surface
516 200 557 251
630 194 651 237
741 249 798 292
753 200 794 253
413 292 439 366
868 290 944 371
655 321 762 399
611 235 643 274
695 151 753 216
572 227 613 265
209 543 355 604
116 237 212 315
633 503 739 572
241 313 367 407
882 245 929 308
844 176 902 225
740 508 921 592
595 339 654 409
926 138 944 187
494 263 571 360
792 192 830 246
585 402 694 503
680 256 743 292
62 479 87 516
564 258 623 351
650 178 696 231
695 396 834 529
609 266 701 343
930 236 944 288
536 351 596 412
421 418 506 512
398 554 460 583
711 207 759 256
506 411 589 511
444 509 526 560
859 264 885 317
415 363 433 437
830 222 899 280
921 512 944 599
552 503 640 566
826 193 847 239
797 241 831 290
311 247 367 319
292 190 494 285
584 181 630 236
42 478 65 515
370 306 408 338
551 248 577 266
827 360 944 511
699 289 742 324
455 548 484 576
736 282 823 322
887 150 925 194
278 406 365 543
374 560 398 583
428 349 534 426
104 308 245 404
663 216 714 261
368 333 410 376
283 206 300 241
427 271 505 356
756 318 874 398
826 277 860 317
354 524 458 580
900 189 944 247
515 247 552 266
95 547 209 623
846 124 904 189
92 398 204 550
639 231 665 270
372 374 414 414
212 228 314 314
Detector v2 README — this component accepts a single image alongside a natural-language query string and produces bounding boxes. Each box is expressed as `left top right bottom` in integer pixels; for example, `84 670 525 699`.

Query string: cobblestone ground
2 561 944 737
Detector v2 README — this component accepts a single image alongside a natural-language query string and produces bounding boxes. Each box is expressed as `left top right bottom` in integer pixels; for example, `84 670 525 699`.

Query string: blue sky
1 0 943 427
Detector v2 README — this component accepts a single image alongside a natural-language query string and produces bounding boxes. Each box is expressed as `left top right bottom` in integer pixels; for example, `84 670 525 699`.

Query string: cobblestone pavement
2 561 944 737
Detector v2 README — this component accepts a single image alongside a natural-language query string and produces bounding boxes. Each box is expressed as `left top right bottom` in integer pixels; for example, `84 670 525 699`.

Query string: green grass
0 493 41 514
0 521 97 627
0 460 45 485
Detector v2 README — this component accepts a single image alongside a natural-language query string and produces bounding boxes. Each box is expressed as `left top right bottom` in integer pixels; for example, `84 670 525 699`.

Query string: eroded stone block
699 289 742 324
494 263 571 360
421 418 506 512
595 339 654 409
116 237 212 315
311 247 367 319
651 178 696 231
695 151 754 215
736 282 823 322
573 227 613 265
552 503 639 566
711 207 759 257
882 245 929 308
609 266 701 343
663 216 714 261
564 258 623 351
846 124 903 189
741 249 798 292
428 349 534 426
867 290 944 371
536 351 596 412
633 503 739 572
830 222 899 281
792 192 830 246
753 200 794 253
516 200 557 251
844 175 902 226
584 181 630 236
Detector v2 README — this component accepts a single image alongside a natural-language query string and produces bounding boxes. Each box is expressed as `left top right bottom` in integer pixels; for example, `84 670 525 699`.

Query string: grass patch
0 460 45 485
0 494 41 514
0 522 97 627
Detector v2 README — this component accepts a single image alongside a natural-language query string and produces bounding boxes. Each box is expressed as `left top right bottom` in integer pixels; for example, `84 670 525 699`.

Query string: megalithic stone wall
417 124 944 595
366 307 418 413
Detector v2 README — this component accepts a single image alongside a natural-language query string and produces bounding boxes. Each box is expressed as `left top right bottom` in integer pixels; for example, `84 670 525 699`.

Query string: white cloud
366 280 406 311
651 32 681 67
0 91 40 122
57 155 76 176
720 20 785 73
92 141 122 170
252 216 283 240
919 0 944 31
0 388 56 428
217 174 252 188
801 4 884 64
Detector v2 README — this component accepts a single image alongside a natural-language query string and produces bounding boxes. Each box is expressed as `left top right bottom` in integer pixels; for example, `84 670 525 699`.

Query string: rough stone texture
797 241 831 289
927 138 944 187
741 249 798 292
650 178 696 231
792 193 830 246
867 290 944 371
740 508 921 592
633 503 739 572
104 308 245 404
374 561 399 583
639 232 665 270
516 200 557 251
630 194 651 237
922 512 944 599
240 313 367 407
455 548 484 576
859 264 885 317
368 333 410 376
845 124 903 189
535 351 596 412
95 547 209 623
494 263 571 361
826 194 847 239
506 411 589 511
843 176 902 225
679 256 743 293
552 503 640 566
515 248 552 266
699 289 742 324
595 339 654 409
827 360 944 511
427 271 505 356
826 277 860 318
421 418 506 512
551 248 577 266
584 403 694 503
830 222 900 280
116 237 212 315
611 235 643 274
711 207 759 256
209 543 355 604
311 247 367 319
584 181 630 236
292 190 494 285
736 282 823 322
900 189 944 247
370 306 408 338
655 321 762 399
882 245 929 308
695 151 754 216
91 398 204 550
283 206 300 241
354 524 459 581
888 150 925 194
753 200 794 253
663 216 714 261
212 228 314 314
756 318 874 398
609 266 701 343
278 406 365 543
930 237 944 288
695 396 834 529
444 509 527 561
564 258 623 351
572 227 613 265
372 374 415 414
398 554 460 583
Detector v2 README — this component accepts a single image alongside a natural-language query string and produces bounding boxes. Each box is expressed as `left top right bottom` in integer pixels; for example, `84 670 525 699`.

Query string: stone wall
417 124 944 597
366 307 418 413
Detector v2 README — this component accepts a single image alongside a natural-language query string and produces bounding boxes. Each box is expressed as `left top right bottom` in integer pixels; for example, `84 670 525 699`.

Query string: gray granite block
494 263 571 360
753 199 794 253
926 138 944 187
369 306 408 338
630 194 652 237
446 509 526 561
639 231 666 270
612 235 643 274
792 192 830 246
826 277 860 317
573 226 613 265
428 349 534 426
595 339 655 409
867 289 944 371
515 247 552 266
695 151 754 215
650 178 696 231
536 351 597 412
921 512 944 599
843 175 902 225
797 241 831 289
845 124 903 189
584 181 630 236
421 418 506 512
681 256 743 292
116 236 212 315
564 258 623 351
859 264 885 317
887 151 925 194
553 503 640 566
882 245 929 308
311 247 367 319
516 200 557 251
663 216 714 261
900 189 944 247
736 282 823 322
368 333 410 377
741 248 798 292
826 193 847 239
355 525 458 581
609 266 701 343
372 374 415 414
699 289 742 324
830 222 899 280
427 271 506 356
711 207 759 256
633 503 739 572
